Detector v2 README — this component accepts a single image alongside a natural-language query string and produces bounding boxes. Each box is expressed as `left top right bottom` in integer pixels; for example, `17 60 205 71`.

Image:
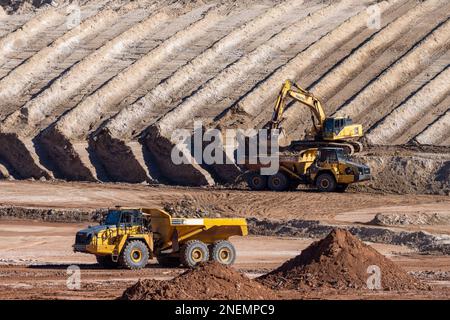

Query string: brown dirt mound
121 261 276 300
259 229 428 291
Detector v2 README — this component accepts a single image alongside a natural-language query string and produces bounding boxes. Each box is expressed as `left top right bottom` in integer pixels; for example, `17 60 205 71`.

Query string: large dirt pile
355 153 450 195
259 229 426 291
121 261 276 300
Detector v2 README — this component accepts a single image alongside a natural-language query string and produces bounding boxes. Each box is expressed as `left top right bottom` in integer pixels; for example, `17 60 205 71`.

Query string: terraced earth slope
0 0 448 194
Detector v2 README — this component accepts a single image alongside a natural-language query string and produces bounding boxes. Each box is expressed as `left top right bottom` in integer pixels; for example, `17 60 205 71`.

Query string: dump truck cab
74 208 247 270
308 147 371 192
74 208 153 269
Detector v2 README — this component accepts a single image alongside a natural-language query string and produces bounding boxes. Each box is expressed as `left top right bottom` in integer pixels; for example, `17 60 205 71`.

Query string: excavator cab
322 117 362 141
322 117 350 136
323 117 352 135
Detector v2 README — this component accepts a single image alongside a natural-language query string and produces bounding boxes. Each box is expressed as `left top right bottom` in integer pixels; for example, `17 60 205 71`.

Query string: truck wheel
210 240 236 266
289 180 300 191
268 172 288 191
336 184 349 192
180 240 209 268
96 255 118 269
247 172 267 190
157 255 181 268
119 240 149 270
316 173 336 192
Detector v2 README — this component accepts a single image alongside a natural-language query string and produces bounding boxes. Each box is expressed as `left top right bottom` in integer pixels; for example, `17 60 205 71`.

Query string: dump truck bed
244 148 318 171
142 208 248 251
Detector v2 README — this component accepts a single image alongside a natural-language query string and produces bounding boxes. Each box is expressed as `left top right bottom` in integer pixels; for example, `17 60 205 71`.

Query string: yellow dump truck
245 147 371 192
74 208 247 269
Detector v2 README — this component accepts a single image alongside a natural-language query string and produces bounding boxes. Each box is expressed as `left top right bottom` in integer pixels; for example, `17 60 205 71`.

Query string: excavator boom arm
270 80 326 131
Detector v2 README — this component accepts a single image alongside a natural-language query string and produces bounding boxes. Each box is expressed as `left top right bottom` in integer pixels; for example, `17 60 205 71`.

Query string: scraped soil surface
0 220 449 300
121 261 276 300
1 181 449 223
259 229 428 291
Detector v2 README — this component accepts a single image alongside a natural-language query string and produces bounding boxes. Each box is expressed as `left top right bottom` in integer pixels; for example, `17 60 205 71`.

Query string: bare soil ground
0 220 448 300
0 181 449 299
0 180 449 222
0 0 449 300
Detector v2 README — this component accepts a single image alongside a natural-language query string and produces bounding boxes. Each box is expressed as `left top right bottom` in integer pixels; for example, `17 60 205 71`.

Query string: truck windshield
103 210 142 225
336 149 349 161
104 210 122 225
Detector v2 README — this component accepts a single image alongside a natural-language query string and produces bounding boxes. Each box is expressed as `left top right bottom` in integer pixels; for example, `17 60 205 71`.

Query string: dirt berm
121 261 276 300
259 229 427 291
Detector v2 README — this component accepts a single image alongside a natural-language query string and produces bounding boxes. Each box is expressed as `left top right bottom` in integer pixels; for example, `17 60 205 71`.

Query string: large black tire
96 255 118 269
289 180 300 191
315 173 337 192
119 240 149 270
209 240 236 266
336 184 349 192
247 172 267 190
268 172 288 191
157 255 181 268
180 240 209 268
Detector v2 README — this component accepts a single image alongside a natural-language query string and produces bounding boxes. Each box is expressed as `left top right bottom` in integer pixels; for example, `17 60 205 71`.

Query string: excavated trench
0 134 52 179
143 0 374 185
283 0 448 137
90 133 153 183
89 0 316 183
37 5 228 182
366 66 450 145
242 0 399 115
0 0 448 189
0 8 66 71
415 111 450 146
144 126 215 186
0 8 120 109
0 8 170 179
334 18 450 121
38 127 98 181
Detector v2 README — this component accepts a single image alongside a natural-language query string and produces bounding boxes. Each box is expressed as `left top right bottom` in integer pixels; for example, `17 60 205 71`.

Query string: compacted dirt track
0 180 449 221
0 181 449 299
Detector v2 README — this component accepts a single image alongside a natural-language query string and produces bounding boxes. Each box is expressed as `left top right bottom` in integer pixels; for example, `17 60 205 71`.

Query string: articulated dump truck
74 208 247 269
245 147 371 192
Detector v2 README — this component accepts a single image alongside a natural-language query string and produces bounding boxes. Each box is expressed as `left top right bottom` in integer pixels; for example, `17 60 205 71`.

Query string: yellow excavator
269 80 364 154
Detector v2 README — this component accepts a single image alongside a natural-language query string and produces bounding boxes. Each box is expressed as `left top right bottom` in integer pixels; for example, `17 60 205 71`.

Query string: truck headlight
345 167 353 175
